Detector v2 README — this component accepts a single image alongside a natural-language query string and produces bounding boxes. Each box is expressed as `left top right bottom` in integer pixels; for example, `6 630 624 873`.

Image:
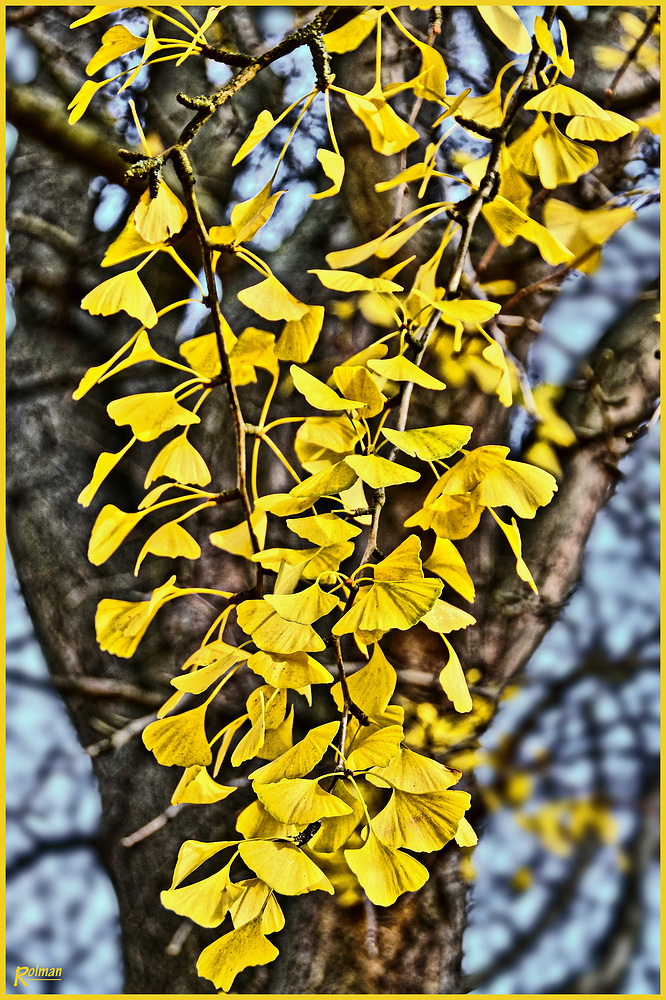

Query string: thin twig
604 9 659 109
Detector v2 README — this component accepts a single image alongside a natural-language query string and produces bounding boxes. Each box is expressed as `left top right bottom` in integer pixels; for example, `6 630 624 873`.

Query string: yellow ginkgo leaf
290 461 359 500
439 635 473 713
171 651 240 695
81 270 158 328
405 492 483 541
144 433 211 487
171 765 237 805
67 79 105 124
477 6 531 53
236 799 302 840
310 781 365 853
238 275 308 322
533 121 598 189
524 84 610 119
346 724 403 771
88 504 145 565
86 23 145 75
331 644 396 717
323 9 380 52
345 87 420 156
197 915 279 991
248 650 334 689
465 146 532 213
238 840 334 895
382 424 472 461
250 721 339 784
237 600 326 654
95 575 180 658
481 339 513 407
372 787 471 851
333 537 442 643
288 513 362 548
455 815 478 847
368 746 461 793
142 702 212 767
102 213 166 267
135 520 201 574
344 828 429 906
421 598 476 634
229 183 285 246
483 195 575 264
134 183 188 244
275 304 325 363
179 325 236 380
311 148 345 200
290 365 365 412
345 453 420 489
332 366 386 419
368 354 446 390
542 199 635 273
255 493 315 517
533 16 575 77
489 508 537 592
170 838 239 888
309 268 403 294
209 509 267 559
229 879 285 934
232 109 280 166
473 457 557 517
424 538 475 603
107 391 199 442
265 582 339 625
507 113 549 176
78 442 133 508
162 858 242 927
256 778 354 825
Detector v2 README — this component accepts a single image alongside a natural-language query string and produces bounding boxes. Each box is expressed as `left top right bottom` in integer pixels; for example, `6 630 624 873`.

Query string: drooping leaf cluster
69 4 651 989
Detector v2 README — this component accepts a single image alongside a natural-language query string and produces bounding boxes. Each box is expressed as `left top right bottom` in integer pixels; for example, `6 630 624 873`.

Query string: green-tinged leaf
238 840 334 895
382 424 472 461
344 829 429 906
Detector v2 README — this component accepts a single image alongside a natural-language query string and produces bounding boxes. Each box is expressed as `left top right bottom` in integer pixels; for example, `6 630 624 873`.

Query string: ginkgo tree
7 3 660 994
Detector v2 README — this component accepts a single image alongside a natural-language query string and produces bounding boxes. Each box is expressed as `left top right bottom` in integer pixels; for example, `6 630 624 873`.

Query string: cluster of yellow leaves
66 3 651 991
